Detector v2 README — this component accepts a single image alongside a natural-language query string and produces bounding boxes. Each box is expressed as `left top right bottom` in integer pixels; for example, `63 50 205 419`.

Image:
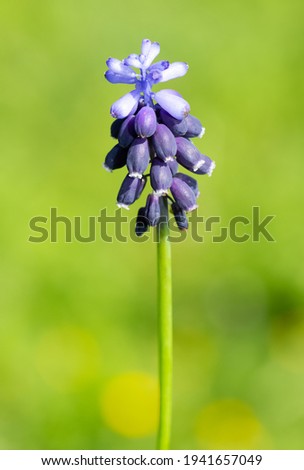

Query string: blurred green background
1 0 304 450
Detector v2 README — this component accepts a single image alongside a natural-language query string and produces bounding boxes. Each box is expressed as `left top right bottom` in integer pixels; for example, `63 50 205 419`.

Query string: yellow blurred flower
100 371 159 438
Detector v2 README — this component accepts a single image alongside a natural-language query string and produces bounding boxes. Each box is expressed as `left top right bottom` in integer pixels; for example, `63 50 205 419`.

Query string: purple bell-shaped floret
159 109 187 137
150 157 173 194
171 202 188 230
134 106 157 138
110 118 124 139
174 172 200 197
127 138 150 178
118 114 137 148
170 176 198 212
117 175 146 209
145 193 161 226
184 114 205 138
166 157 179 175
103 144 127 172
135 207 150 236
151 123 177 162
175 137 205 173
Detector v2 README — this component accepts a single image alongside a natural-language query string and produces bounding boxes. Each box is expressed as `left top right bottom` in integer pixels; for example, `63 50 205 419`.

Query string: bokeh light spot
271 310 304 373
101 372 159 438
196 399 265 449
36 325 100 392
203 270 268 332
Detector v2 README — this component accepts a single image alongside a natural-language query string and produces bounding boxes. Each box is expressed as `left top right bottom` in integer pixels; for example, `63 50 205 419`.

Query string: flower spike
104 39 215 232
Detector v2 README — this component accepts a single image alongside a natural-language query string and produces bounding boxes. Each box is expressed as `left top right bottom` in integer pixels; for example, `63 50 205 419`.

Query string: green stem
156 197 173 450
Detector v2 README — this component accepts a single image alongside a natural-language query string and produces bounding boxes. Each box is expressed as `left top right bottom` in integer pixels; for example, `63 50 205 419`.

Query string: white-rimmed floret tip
199 127 206 138
154 189 169 196
129 172 143 179
208 160 216 176
117 203 130 210
103 163 112 173
193 159 205 172
195 156 216 176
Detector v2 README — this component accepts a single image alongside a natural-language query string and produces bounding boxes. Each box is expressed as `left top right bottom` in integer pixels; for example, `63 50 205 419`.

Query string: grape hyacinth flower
103 39 215 230
103 39 215 450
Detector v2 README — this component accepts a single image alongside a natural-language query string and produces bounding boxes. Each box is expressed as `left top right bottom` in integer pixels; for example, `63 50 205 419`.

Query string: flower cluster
103 39 215 235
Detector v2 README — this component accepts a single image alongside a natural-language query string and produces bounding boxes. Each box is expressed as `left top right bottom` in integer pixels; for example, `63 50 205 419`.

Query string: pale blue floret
105 39 189 119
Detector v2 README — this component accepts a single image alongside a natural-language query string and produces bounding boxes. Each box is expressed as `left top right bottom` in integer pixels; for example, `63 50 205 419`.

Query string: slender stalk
156 197 173 450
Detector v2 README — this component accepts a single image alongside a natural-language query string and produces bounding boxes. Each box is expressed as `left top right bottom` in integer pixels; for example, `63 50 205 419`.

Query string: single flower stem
156 197 173 450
